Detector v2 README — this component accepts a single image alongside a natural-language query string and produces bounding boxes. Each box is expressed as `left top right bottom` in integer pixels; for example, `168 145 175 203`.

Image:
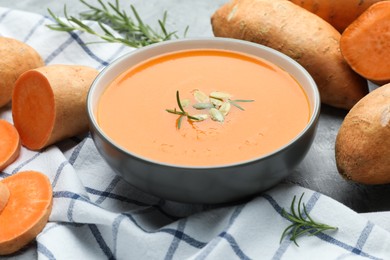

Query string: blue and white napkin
1 7 390 260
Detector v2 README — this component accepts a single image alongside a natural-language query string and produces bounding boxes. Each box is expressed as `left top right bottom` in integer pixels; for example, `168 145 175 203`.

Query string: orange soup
97 49 310 166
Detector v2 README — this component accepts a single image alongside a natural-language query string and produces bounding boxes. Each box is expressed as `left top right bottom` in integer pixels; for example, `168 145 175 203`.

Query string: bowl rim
87 37 321 170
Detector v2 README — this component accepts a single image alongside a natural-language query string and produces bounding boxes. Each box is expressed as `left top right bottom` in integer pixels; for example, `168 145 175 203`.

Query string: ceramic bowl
87 38 320 204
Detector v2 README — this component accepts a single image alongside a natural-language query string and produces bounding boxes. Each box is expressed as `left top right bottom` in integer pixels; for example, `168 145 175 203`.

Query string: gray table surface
1 0 389 213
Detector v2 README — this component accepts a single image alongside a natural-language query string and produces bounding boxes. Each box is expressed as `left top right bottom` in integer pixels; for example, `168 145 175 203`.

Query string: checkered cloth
1 7 390 260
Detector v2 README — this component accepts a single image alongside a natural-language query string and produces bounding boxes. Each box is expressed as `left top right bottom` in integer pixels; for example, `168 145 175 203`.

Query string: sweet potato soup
97 49 310 166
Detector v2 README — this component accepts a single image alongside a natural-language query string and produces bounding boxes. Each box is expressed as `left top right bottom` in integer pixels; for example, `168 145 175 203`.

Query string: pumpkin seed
219 102 231 116
191 114 209 121
209 108 224 122
180 99 191 108
210 97 224 107
193 90 209 103
192 102 214 110
210 91 232 100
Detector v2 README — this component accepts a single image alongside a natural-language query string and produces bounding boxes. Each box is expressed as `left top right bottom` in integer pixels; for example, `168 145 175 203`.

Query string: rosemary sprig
166 91 199 129
280 193 338 246
47 0 188 48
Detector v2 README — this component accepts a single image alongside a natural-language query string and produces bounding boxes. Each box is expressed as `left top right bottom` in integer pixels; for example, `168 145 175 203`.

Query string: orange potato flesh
0 120 21 171
0 182 9 213
0 171 53 255
12 71 55 150
340 1 390 83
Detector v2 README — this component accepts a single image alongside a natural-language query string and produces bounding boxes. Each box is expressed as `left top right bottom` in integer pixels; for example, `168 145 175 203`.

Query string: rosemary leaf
177 115 184 129
165 109 185 116
187 115 201 121
280 222 295 244
232 99 255 102
228 100 245 111
303 202 316 224
176 91 185 113
98 22 115 37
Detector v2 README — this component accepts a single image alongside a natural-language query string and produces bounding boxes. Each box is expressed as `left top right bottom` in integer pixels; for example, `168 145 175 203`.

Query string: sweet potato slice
0 37 44 108
0 171 52 255
0 182 9 213
12 65 99 150
340 1 390 84
0 120 21 171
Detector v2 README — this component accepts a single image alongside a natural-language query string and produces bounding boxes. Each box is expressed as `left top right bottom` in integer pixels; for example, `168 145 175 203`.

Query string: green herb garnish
47 0 188 48
227 100 244 111
165 91 200 129
228 99 254 111
166 90 254 129
280 193 338 246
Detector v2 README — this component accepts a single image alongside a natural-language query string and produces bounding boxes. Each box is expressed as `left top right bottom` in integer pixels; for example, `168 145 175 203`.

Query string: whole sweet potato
288 0 385 32
335 83 390 184
211 0 368 110
0 37 44 108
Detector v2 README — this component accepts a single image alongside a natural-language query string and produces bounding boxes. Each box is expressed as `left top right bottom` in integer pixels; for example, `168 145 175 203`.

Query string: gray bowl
87 38 320 204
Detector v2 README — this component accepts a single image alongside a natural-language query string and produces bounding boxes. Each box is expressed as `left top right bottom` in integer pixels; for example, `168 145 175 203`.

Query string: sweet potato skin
40 65 99 148
211 0 368 110
335 83 390 184
288 0 385 32
0 37 44 108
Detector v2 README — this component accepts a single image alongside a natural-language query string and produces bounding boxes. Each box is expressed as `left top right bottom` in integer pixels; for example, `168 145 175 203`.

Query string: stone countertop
1 0 389 213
